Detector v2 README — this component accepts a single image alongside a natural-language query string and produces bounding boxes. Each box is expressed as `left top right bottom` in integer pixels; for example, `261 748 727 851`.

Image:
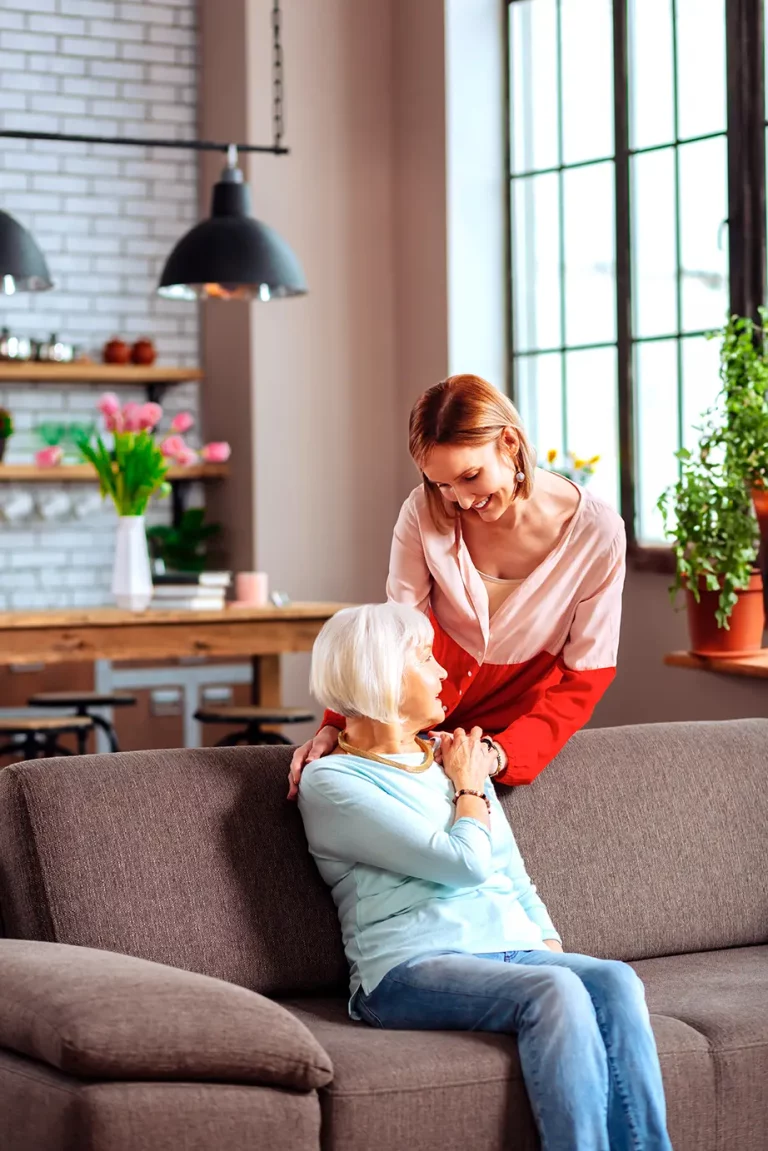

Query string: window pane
512 172 561 352
560 0 614 165
676 0 726 140
679 136 728 332
631 148 677 338
681 334 722 453
515 352 564 463
564 346 619 508
509 0 559 174
628 0 674 150
635 340 680 543
563 163 616 346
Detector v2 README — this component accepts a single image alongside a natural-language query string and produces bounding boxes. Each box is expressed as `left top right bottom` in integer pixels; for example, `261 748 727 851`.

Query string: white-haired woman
298 603 671 1151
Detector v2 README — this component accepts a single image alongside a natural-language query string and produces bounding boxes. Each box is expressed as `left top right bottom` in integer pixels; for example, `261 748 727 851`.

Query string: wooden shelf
0 363 202 386
664 650 768 679
0 463 229 483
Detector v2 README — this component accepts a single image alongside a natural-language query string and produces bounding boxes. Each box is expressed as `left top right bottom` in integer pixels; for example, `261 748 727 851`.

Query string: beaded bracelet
452 789 491 813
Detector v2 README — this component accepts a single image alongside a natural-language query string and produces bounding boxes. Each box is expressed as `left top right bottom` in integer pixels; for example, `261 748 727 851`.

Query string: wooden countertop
0 603 348 630
664 650 768 679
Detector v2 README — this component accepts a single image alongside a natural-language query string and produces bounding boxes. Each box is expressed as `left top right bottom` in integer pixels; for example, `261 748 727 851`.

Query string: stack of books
150 571 232 611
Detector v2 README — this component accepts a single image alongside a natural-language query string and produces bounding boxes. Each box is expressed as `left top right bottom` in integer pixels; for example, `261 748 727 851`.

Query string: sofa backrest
1 719 766 996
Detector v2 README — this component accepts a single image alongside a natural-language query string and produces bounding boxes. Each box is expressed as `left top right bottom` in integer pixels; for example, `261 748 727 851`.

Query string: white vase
111 515 152 612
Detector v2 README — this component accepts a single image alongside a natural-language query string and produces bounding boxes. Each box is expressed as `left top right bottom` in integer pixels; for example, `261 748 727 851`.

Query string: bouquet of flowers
55 393 231 516
544 449 600 486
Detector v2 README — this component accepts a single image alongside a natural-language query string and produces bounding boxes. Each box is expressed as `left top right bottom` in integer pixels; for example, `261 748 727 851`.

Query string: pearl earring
516 470 525 483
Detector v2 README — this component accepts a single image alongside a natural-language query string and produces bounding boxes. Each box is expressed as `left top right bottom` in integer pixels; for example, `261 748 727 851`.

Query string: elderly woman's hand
287 725 340 800
439 727 496 793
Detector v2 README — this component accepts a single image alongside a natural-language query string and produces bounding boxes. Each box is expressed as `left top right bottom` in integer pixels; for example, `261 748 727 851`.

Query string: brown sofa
1 718 766 1151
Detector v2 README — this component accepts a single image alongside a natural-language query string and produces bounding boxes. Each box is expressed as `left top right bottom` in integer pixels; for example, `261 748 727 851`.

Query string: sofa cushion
0 748 348 997
283 996 714 1151
633 945 768 1151
501 719 768 959
0 1049 323 1151
0 939 332 1090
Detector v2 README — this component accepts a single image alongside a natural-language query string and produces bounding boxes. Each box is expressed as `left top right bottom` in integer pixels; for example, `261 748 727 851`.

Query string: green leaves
146 506 221 572
77 429 169 517
658 312 764 629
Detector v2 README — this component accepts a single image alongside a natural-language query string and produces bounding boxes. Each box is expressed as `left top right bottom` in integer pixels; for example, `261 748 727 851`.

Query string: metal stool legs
213 724 293 748
75 706 119 752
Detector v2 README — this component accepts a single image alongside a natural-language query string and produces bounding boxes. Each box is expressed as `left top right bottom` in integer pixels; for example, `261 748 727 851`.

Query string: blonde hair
310 603 433 724
408 374 536 529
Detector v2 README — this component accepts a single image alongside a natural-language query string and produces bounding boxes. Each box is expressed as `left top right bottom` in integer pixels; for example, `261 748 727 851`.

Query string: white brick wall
0 0 199 609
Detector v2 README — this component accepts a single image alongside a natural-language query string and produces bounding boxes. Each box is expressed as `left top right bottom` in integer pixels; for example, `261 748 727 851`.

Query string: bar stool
0 715 94 761
194 705 316 747
27 692 138 753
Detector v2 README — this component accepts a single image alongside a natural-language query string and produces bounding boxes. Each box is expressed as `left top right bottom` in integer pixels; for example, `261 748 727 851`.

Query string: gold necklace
337 730 434 774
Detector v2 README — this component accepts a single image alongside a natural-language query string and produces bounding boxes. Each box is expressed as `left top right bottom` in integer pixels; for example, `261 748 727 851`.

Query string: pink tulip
160 435 187 459
97 392 121 418
138 401 163 430
36 446 63 468
170 411 194 434
122 402 142 432
200 441 231 463
174 446 199 467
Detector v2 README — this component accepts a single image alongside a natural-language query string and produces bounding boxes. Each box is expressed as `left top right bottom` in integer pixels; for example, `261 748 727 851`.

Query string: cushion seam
11 770 58 941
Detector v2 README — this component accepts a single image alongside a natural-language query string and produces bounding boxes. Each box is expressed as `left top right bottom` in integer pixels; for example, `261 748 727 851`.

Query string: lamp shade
0 209 53 293
157 163 306 302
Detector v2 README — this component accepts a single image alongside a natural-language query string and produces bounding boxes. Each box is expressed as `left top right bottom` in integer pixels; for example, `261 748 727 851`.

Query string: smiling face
400 640 447 731
422 430 521 522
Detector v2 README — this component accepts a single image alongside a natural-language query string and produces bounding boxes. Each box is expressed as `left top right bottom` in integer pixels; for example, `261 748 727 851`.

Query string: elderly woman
298 603 671 1151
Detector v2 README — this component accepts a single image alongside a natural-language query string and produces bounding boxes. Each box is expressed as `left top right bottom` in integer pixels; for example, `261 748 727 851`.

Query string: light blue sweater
299 752 561 1013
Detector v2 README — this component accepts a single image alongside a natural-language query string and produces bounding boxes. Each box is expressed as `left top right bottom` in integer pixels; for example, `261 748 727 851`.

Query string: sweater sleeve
299 763 493 888
493 527 626 786
385 493 433 612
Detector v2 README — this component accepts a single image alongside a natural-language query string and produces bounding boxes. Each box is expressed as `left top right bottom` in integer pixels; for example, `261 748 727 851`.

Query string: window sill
627 544 676 575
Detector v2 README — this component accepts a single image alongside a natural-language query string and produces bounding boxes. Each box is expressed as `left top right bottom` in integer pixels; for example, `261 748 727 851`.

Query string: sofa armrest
0 939 333 1090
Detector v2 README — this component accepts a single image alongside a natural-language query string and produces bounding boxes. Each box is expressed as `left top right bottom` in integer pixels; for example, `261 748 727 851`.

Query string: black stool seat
27 691 137 753
194 705 316 748
29 691 137 708
0 714 94 760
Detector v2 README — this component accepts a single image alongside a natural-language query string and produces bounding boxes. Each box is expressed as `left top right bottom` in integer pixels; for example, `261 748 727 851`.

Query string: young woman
290 374 625 795
298 603 670 1151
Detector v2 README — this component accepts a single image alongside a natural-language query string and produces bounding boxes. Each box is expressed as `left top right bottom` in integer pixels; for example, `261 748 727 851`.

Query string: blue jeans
355 949 672 1151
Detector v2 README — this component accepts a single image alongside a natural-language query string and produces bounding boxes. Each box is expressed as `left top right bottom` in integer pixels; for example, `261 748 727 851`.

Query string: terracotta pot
103 337 131 365
685 571 764 657
131 338 156 366
751 486 768 554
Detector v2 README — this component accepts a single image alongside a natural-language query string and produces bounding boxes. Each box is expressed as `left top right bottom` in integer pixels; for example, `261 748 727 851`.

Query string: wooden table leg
251 655 281 706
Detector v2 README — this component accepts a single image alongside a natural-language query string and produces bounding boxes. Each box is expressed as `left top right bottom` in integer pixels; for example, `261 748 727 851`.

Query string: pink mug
235 571 269 606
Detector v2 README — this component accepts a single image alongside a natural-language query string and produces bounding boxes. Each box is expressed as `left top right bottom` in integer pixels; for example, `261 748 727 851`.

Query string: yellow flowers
543 450 601 484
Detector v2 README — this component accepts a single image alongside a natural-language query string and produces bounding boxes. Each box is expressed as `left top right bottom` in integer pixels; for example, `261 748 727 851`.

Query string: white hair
310 603 434 724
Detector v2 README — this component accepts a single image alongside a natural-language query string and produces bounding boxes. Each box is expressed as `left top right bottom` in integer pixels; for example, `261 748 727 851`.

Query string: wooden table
0 604 349 706
664 650 768 680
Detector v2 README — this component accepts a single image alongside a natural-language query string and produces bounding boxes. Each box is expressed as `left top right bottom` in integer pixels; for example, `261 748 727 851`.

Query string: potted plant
0 407 13 461
147 507 221 574
658 448 763 655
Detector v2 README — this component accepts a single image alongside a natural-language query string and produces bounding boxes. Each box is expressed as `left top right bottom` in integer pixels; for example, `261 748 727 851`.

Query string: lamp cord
272 0 284 151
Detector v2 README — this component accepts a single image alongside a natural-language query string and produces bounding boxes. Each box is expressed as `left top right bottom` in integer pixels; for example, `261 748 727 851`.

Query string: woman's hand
287 725 339 800
440 726 496 793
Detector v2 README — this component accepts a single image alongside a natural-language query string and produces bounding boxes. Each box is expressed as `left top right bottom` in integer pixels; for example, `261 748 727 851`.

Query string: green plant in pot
658 448 763 655
147 507 221 574
0 407 13 462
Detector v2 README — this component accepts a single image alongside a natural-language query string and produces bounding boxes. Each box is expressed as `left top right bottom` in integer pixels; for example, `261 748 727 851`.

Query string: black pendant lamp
157 145 306 302
0 209 53 294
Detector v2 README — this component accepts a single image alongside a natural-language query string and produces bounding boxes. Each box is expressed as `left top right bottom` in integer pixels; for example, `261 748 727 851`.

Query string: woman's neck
343 717 422 756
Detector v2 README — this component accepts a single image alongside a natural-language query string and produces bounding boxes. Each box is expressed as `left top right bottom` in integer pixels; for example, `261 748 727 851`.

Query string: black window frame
505 0 766 569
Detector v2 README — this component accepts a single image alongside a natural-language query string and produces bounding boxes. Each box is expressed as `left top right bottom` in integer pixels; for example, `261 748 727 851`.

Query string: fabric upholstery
0 1049 322 1151
283 995 714 1151
0 747 347 997
0 939 331 1089
633 946 768 1151
1 720 766 1004
498 719 768 960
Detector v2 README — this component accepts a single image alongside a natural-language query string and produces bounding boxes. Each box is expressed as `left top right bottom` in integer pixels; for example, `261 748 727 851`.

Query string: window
507 0 765 550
